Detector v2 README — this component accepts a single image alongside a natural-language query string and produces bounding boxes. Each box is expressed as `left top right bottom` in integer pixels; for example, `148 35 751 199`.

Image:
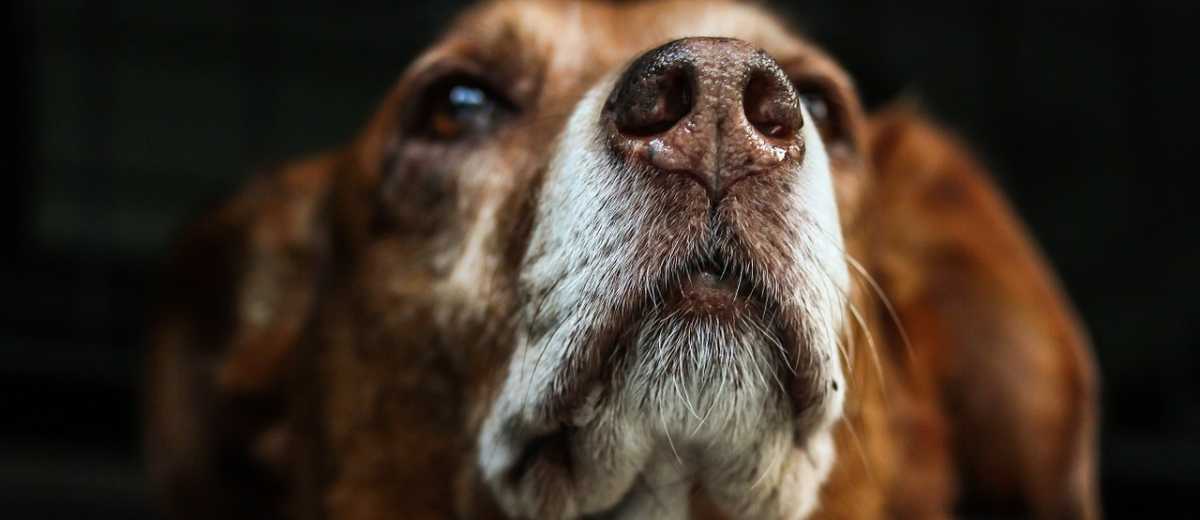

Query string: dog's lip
667 270 749 315
664 256 756 308
507 258 798 494
687 270 734 293
506 262 792 498
544 258 780 415
537 253 780 391
691 259 734 289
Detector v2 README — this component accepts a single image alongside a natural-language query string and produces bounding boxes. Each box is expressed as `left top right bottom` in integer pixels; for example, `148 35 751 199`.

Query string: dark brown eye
417 76 511 141
792 79 849 147
799 89 830 126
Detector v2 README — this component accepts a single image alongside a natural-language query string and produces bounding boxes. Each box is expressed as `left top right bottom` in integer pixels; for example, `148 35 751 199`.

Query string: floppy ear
863 106 1100 519
144 154 336 519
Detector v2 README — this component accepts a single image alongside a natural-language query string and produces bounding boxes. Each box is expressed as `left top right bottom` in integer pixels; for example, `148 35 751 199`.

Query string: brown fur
146 1 1098 518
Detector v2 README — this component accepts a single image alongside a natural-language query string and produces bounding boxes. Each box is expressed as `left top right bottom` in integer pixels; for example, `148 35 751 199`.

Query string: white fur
479 73 849 519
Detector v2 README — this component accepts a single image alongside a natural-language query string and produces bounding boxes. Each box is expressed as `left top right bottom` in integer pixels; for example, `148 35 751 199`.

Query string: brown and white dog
146 1 1099 519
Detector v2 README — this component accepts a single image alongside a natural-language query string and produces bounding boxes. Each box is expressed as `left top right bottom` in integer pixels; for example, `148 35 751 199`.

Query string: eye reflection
449 85 485 107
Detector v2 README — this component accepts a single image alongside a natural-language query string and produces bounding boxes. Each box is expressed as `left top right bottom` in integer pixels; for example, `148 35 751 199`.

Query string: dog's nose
603 37 804 200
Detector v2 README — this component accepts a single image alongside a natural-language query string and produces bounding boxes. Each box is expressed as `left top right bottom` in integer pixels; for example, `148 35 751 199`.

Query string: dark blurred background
6 1 1197 517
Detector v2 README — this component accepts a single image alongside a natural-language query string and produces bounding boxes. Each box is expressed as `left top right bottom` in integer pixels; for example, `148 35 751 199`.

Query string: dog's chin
482 279 838 519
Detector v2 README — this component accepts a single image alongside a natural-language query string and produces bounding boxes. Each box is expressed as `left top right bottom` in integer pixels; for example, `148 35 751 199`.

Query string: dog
145 1 1099 518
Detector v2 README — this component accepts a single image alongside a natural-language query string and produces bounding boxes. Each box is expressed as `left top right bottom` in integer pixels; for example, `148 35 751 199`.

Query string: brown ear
863 106 1100 519
144 154 336 519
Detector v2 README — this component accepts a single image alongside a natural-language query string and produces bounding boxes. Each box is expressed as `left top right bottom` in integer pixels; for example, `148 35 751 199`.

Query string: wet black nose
603 37 805 200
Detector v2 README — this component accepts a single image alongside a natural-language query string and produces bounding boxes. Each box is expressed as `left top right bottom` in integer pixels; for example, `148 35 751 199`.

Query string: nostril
744 71 802 140
613 66 693 137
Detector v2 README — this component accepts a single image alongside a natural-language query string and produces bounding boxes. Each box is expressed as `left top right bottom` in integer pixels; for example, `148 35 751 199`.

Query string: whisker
841 310 856 373
761 318 796 377
847 302 887 405
843 416 880 489
804 254 891 416
833 335 853 377
749 452 776 491
522 310 572 417
844 255 916 367
691 364 725 436
674 368 702 421
529 272 568 324
662 405 684 466
805 224 918 368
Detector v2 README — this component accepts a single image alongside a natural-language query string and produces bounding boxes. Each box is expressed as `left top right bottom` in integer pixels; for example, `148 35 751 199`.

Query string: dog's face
340 1 864 517
148 1 1100 519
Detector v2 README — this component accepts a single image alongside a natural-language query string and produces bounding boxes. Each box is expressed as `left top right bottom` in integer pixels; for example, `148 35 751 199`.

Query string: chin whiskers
662 402 684 466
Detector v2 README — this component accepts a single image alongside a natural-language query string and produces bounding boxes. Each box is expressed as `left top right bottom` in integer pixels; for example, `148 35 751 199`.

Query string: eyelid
412 58 520 109
789 73 836 99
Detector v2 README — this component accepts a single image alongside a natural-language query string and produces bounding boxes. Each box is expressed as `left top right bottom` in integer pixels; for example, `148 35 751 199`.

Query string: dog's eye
798 89 831 127
793 81 847 146
417 76 510 141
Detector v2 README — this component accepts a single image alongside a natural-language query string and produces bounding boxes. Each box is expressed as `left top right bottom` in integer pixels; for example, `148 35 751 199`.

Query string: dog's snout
604 37 804 200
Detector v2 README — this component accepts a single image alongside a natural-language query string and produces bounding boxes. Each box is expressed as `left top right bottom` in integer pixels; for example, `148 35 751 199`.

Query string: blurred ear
863 106 1100 519
145 154 335 519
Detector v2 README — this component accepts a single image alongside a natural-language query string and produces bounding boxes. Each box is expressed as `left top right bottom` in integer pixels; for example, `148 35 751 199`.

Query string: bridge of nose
684 41 756 179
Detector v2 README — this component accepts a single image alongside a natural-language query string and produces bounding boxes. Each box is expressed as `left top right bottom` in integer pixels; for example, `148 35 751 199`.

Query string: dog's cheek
312 286 472 518
373 140 464 241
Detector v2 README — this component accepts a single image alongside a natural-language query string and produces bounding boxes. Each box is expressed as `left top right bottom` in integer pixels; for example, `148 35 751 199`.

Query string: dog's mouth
671 255 749 310
486 156 848 517
484 223 845 519
503 250 796 481
528 244 798 421
657 249 785 331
